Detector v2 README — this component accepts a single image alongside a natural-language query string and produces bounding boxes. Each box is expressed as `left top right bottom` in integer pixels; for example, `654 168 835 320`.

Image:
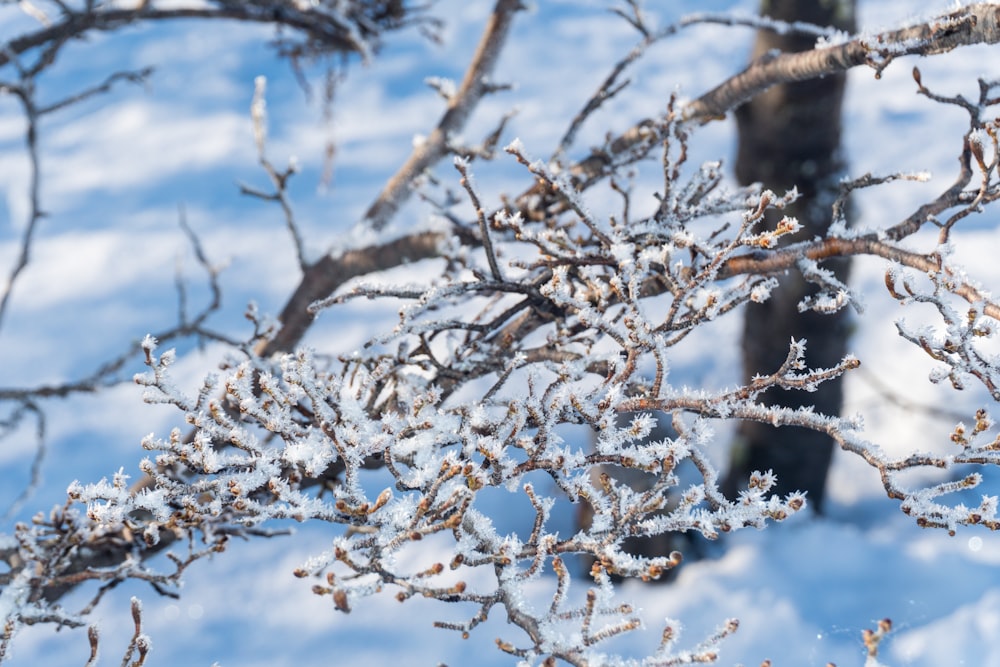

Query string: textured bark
721 0 857 513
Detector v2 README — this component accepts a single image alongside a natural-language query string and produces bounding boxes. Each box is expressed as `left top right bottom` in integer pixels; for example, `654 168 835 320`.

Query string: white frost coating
815 29 852 48
969 127 995 164
425 76 457 99
610 242 636 265
0 569 31 634
504 137 525 154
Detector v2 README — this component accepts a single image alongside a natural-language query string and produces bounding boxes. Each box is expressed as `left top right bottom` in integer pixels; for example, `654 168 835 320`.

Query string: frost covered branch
33 132 998 662
6 2 1000 665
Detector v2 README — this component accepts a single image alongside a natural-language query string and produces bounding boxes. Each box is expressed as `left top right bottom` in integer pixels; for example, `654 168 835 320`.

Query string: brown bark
721 0 857 513
682 2 1000 122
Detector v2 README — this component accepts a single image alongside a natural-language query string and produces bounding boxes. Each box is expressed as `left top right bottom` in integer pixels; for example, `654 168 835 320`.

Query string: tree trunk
721 0 857 514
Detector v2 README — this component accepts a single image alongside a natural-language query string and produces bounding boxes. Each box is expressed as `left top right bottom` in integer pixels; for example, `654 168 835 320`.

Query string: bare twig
243 75 309 271
455 158 504 282
0 402 44 523
0 82 43 333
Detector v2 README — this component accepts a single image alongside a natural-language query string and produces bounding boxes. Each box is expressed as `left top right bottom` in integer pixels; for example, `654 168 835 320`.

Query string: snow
3 0 1000 665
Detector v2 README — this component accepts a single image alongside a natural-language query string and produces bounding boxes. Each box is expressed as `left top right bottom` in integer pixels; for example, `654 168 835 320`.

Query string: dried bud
333 589 350 613
496 639 517 654
370 488 392 513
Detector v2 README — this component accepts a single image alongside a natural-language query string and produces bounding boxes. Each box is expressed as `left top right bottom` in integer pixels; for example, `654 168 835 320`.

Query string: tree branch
0 2 399 69
683 3 1000 122
718 235 1000 320
561 3 1000 188
256 0 525 356
256 230 450 356
360 0 525 231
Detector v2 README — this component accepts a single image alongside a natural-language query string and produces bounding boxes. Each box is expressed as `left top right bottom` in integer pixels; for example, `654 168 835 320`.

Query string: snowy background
3 0 1000 665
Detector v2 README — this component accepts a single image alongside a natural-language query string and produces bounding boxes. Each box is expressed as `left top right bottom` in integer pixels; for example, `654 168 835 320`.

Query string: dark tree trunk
721 0 857 514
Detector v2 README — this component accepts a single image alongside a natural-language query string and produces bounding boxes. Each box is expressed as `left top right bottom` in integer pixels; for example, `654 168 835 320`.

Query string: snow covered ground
3 1 1000 665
